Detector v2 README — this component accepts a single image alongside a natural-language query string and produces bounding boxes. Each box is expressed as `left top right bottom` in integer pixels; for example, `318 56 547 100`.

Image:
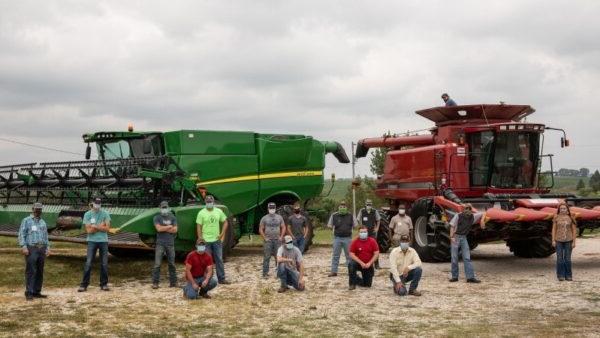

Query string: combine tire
507 235 555 258
277 204 314 253
410 198 451 262
376 212 392 253
222 216 236 259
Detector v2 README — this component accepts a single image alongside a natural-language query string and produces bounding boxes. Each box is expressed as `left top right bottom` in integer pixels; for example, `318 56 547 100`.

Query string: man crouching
389 235 423 296
276 235 305 293
183 239 218 299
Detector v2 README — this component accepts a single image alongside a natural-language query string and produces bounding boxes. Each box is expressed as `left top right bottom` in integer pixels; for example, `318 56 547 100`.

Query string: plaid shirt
18 215 50 249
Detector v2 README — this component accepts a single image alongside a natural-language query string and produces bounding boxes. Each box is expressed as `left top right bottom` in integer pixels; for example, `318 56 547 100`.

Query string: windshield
96 135 163 160
100 140 131 160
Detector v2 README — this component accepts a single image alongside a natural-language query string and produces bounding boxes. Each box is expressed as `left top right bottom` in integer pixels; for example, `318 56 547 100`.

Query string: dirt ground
1 236 599 337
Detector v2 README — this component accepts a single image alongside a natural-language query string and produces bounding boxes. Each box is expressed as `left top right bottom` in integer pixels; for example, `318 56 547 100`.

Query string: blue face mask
196 245 206 253
359 232 368 240
160 208 170 215
286 243 294 249
400 242 409 251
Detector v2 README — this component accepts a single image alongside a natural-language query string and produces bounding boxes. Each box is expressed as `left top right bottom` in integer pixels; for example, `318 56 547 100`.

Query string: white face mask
400 242 409 251
196 245 206 253
398 209 406 216
359 232 368 240
160 208 170 215
286 243 293 249
206 202 214 209
92 203 101 210
268 209 276 215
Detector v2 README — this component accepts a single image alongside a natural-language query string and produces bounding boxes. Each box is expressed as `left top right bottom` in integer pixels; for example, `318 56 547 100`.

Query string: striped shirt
18 215 50 249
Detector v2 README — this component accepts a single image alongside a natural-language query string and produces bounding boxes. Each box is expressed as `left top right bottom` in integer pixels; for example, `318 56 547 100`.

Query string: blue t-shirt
83 209 111 242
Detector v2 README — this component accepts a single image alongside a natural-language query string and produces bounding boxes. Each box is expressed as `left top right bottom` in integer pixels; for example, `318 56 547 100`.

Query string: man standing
449 204 484 283
357 199 381 268
276 235 305 293
260 202 286 278
389 235 423 296
327 201 356 277
196 195 231 284
78 198 111 292
18 202 50 301
287 204 308 253
390 204 413 246
183 239 218 299
348 226 379 290
441 93 458 106
152 201 178 289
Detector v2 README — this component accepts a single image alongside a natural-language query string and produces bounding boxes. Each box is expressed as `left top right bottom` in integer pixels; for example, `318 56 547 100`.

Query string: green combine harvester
0 129 349 256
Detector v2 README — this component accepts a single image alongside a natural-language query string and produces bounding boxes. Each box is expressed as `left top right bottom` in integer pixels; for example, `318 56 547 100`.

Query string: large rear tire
507 234 555 258
410 198 451 262
376 212 392 253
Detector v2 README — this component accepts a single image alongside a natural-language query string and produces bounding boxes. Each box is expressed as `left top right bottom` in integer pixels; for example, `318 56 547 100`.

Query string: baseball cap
32 202 43 210
365 199 373 205
268 202 276 209
93 197 102 204
284 235 293 243
159 201 169 208
205 195 215 203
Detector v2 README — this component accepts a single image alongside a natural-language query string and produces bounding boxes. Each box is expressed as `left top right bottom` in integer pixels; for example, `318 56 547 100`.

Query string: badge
363 217 368 221
91 218 96 224
165 220 171 225
31 226 38 232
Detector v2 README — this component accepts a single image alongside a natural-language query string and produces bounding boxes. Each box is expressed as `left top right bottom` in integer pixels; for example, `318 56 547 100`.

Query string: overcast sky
1 1 599 178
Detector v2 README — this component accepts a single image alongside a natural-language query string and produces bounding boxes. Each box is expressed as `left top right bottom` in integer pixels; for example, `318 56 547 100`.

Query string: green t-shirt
83 209 111 243
196 207 227 243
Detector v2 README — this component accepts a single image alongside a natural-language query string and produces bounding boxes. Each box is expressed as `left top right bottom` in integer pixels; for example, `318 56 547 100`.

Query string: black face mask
294 209 300 214
33 210 42 218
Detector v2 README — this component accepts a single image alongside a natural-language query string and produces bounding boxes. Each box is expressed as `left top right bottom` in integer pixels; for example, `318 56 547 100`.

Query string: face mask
160 208 170 215
92 203 101 210
338 207 348 214
268 209 276 215
294 209 300 214
398 209 406 216
366 205 372 211
206 202 214 209
196 245 206 253
359 232 368 240
286 243 293 249
400 242 409 251
464 209 472 216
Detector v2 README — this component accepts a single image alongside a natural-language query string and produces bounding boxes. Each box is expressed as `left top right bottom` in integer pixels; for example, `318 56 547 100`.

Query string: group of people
17 196 579 301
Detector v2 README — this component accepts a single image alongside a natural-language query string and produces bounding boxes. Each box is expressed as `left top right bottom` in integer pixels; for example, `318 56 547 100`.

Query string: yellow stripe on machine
196 170 323 186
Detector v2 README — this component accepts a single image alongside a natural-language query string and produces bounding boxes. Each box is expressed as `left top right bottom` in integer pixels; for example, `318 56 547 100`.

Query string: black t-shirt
287 215 308 237
153 213 178 246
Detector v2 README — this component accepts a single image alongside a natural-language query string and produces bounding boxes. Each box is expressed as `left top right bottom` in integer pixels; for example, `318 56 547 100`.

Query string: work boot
408 290 422 297
32 293 48 298
169 283 178 288
327 272 337 277
348 285 356 291
219 279 231 285
152 284 159 289
25 294 34 301
448 278 458 282
466 278 481 284
200 293 212 299
77 287 87 292
558 278 565 282
100 285 111 291
277 287 288 293
566 278 573 282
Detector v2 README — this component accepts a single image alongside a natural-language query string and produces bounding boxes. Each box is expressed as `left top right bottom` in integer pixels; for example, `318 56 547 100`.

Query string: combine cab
356 104 600 261
0 129 349 256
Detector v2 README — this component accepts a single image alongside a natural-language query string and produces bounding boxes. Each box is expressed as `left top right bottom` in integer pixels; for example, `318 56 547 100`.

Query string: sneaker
277 287 288 293
466 278 481 284
348 285 356 290
77 287 87 292
448 278 458 282
566 278 573 282
152 284 159 289
219 279 231 285
32 294 47 298
558 278 565 281
408 290 422 297
169 283 178 288
262 274 269 280
327 273 337 277
100 285 110 291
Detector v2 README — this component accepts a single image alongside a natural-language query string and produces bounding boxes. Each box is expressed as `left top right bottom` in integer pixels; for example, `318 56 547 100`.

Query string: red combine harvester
356 104 600 262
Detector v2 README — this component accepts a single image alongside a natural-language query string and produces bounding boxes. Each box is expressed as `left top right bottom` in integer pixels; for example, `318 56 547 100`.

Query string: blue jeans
263 239 280 276
81 241 109 287
152 244 177 285
277 263 303 290
451 235 475 280
556 241 573 279
331 236 351 273
293 235 306 253
389 267 422 295
205 240 225 282
25 245 46 296
183 275 218 299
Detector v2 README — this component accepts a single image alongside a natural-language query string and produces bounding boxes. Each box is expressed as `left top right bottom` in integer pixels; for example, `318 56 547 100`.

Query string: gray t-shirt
261 214 284 240
287 215 307 237
153 213 177 246
277 245 303 272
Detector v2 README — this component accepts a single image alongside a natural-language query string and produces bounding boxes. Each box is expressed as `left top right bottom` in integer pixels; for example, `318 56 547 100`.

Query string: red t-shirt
185 251 214 278
350 237 379 264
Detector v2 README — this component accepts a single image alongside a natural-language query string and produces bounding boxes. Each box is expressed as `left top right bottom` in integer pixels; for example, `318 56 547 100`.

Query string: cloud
1 0 599 177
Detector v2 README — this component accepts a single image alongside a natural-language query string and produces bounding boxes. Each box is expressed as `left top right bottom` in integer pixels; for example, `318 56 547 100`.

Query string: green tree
369 147 389 176
576 178 585 191
343 176 386 214
589 170 600 192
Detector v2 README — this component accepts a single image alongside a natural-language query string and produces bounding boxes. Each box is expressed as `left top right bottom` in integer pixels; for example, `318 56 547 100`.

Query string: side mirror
560 137 570 148
143 139 152 154
85 144 91 160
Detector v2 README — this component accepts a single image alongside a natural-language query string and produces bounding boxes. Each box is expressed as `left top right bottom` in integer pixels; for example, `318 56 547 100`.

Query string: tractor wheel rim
414 216 429 248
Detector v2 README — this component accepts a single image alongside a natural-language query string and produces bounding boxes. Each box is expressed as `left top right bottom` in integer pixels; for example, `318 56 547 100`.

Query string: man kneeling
348 226 379 290
389 235 422 296
183 239 218 299
277 235 305 293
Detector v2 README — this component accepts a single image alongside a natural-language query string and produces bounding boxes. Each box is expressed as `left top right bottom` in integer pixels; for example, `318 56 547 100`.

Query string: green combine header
0 129 349 256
